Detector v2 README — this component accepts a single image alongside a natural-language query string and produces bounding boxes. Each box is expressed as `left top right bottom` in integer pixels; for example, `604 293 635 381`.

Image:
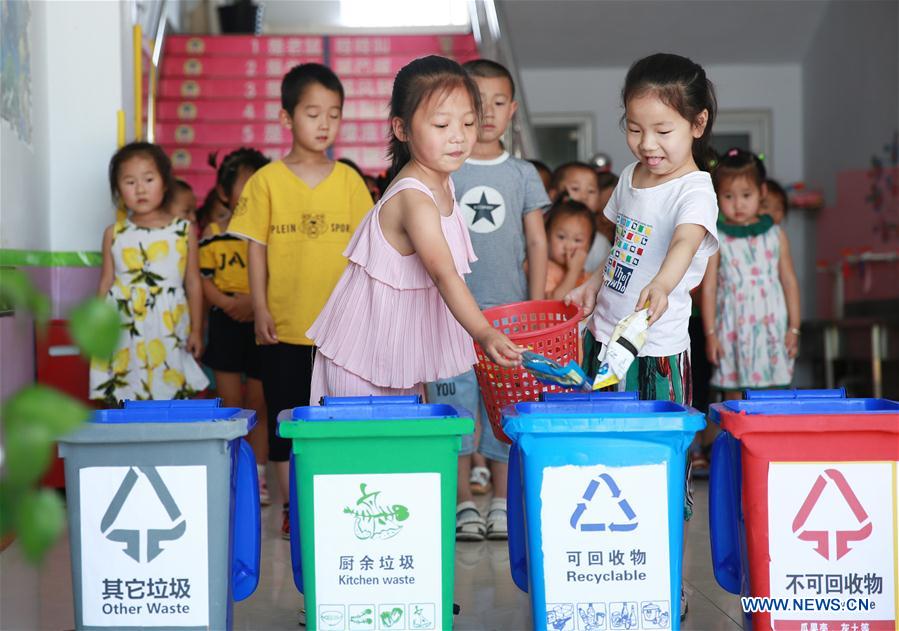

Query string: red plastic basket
473 300 581 443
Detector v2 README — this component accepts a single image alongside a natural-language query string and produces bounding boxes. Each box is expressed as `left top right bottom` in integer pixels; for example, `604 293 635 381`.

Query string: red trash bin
715 395 899 631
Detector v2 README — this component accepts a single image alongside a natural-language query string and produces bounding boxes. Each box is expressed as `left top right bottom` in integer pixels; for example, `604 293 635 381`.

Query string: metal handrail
146 0 169 143
467 0 538 159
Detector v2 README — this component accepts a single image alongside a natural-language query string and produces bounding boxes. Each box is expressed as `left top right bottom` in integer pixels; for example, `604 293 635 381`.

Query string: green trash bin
278 395 474 631
58 402 259 630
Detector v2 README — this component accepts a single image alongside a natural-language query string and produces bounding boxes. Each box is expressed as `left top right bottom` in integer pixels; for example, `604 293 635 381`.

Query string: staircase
156 34 479 196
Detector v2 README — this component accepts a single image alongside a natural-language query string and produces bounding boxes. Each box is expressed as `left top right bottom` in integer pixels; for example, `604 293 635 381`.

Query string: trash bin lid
277 396 474 439
59 407 256 445
715 397 899 438
502 399 705 440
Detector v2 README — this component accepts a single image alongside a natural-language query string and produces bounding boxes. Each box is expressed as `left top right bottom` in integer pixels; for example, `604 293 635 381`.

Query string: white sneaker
257 464 271 506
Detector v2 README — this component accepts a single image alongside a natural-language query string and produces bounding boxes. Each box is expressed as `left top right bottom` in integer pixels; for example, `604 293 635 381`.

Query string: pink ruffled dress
307 177 478 402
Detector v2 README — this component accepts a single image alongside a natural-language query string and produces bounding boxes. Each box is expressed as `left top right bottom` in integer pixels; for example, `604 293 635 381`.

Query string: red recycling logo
791 468 872 561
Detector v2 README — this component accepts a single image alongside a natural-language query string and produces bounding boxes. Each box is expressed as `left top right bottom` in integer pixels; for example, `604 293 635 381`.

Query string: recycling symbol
569 473 638 532
792 468 872 561
101 466 186 562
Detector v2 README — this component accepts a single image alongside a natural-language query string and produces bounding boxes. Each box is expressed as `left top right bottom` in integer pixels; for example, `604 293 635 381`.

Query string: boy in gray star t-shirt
426 59 550 542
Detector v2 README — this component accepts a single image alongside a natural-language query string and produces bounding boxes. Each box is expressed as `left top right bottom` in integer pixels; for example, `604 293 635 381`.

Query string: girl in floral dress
90 142 209 404
702 148 801 398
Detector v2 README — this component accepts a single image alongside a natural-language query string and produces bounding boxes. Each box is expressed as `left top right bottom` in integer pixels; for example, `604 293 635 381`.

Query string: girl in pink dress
307 56 523 402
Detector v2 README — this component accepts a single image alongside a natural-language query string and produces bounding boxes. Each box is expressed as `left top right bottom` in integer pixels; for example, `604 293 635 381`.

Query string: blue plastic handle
743 388 846 400
231 438 260 601
289 454 304 594
539 391 638 402
708 431 743 595
507 443 529 593
319 395 422 406
121 398 223 408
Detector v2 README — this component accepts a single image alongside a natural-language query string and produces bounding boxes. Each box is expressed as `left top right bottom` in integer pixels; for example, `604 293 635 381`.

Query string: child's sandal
456 501 486 541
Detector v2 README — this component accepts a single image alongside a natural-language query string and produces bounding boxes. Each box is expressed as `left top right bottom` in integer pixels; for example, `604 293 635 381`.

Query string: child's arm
523 210 548 300
398 192 521 367
700 254 722 364
550 249 588 301
199 227 253 323
636 223 708 325
97 225 115 297
777 229 801 358
184 230 204 359
248 241 278 344
563 265 604 321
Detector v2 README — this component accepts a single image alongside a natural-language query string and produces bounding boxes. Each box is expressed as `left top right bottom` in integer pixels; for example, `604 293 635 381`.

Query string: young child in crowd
228 63 373 538
760 177 788 224
90 142 209 404
550 162 612 274
529 158 553 193
421 58 549 542
200 147 271 505
543 198 594 299
702 149 800 398
169 179 197 223
565 53 720 620
306 56 523 503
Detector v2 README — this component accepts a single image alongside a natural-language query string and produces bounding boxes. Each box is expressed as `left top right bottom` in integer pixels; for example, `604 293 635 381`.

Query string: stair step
164 145 287 171
164 34 476 57
161 55 323 79
159 77 394 100
156 121 389 145
156 98 390 123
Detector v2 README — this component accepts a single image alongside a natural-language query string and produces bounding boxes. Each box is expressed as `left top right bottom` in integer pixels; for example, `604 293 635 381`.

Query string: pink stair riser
156 121 389 146
156 98 390 123
164 34 476 57
160 76 395 100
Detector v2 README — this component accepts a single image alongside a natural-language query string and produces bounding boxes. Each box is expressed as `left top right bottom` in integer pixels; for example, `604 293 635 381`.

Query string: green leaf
0 482 22 536
15 489 65 563
2 422 53 488
2 384 90 437
0 269 50 324
68 297 122 360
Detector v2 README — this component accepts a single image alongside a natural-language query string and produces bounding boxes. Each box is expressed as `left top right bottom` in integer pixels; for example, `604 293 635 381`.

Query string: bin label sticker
768 462 897 629
541 463 671 630
313 472 441 630
79 465 208 627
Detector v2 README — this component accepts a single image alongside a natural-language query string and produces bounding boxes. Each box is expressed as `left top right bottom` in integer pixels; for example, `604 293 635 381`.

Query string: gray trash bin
58 402 260 630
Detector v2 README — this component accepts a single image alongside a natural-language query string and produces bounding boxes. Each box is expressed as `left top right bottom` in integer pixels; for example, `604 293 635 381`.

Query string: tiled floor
0 478 743 630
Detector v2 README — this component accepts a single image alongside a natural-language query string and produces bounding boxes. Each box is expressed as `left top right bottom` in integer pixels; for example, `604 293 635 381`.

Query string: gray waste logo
101 466 186 562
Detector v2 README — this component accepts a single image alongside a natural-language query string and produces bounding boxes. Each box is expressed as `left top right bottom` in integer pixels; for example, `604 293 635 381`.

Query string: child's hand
255 308 278 345
477 327 524 368
636 282 669 325
186 331 203 359
564 281 597 321
226 294 255 323
785 329 799 358
705 332 722 365
565 247 588 273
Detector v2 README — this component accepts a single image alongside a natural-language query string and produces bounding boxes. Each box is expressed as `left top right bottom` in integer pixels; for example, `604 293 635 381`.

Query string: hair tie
727 148 739 157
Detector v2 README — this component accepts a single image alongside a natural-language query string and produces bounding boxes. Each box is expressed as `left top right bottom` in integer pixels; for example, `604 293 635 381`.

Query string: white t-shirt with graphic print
589 161 719 357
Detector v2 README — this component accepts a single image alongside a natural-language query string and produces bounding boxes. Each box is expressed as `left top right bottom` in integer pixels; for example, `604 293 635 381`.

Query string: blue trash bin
505 393 704 631
58 401 261 630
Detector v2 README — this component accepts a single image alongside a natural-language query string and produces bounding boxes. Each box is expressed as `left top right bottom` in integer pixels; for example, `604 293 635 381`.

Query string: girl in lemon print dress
90 142 209 404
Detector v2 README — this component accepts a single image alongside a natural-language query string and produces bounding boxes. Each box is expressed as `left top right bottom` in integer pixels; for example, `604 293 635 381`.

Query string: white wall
45 1 127 252
803 0 898 203
0 0 50 251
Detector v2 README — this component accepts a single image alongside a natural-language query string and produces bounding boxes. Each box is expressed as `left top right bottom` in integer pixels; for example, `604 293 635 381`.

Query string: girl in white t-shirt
564 52 720 622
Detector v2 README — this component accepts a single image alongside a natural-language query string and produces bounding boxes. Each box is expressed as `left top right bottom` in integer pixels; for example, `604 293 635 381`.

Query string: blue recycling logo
569 473 638 532
101 466 186 562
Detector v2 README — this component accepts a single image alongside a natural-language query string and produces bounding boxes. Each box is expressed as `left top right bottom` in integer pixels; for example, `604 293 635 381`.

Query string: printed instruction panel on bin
541 462 673 631
767 461 898 631
79 465 209 627
313 472 442 631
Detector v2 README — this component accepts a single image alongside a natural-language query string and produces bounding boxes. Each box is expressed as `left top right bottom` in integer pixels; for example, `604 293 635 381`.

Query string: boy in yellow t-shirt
228 64 372 538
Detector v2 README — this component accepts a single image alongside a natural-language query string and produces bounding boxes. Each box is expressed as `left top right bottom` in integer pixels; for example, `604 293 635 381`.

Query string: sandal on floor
486 506 508 540
456 501 486 541
469 466 492 495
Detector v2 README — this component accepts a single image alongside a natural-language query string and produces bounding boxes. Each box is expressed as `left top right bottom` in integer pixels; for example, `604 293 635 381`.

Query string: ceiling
499 0 832 68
